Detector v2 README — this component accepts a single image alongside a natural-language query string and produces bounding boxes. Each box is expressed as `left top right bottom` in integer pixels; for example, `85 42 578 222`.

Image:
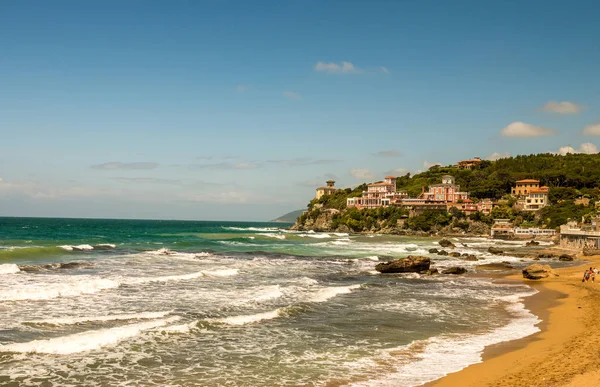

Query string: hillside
293 152 600 233
270 209 305 223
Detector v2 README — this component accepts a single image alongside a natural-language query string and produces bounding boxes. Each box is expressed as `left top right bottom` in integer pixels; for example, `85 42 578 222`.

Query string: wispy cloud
190 162 260 170
349 168 374 180
556 143 598 155
500 122 556 138
379 66 389 74
487 152 511 161
111 177 181 184
266 158 341 167
385 168 408 176
373 150 402 158
283 91 301 100
91 162 159 170
235 84 251 93
583 123 600 136
314 61 362 74
539 100 585 114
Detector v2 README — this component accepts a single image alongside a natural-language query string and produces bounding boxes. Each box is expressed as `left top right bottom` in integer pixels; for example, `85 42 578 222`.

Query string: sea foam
0 263 20 275
0 317 180 355
308 284 362 303
0 277 119 301
25 311 173 325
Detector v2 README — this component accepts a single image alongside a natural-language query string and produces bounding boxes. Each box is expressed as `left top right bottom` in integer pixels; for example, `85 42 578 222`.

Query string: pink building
347 176 408 209
421 175 469 203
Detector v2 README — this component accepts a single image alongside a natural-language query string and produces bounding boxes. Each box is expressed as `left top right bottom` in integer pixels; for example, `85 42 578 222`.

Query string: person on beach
591 267 596 283
583 269 590 283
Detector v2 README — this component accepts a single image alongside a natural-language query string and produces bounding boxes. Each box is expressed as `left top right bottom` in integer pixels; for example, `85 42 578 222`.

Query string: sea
0 217 568 386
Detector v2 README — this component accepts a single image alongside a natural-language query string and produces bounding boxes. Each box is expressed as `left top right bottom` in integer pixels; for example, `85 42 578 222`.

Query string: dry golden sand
429 254 600 387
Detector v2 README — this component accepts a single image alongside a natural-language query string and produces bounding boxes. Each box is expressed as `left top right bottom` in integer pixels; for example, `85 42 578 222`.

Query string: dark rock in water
442 267 467 275
428 248 439 254
375 255 431 273
461 253 470 256
18 261 92 272
537 253 558 259
502 261 511 265
559 254 574 261
462 243 468 247
488 247 504 255
437 250 448 256
526 240 540 247
449 252 462 258
533 257 540 260
438 239 455 249
425 268 439 276
463 255 478 261
477 263 515 270
522 264 557 280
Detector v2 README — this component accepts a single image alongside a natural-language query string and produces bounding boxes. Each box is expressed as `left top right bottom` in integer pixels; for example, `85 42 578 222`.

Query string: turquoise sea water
0 217 562 386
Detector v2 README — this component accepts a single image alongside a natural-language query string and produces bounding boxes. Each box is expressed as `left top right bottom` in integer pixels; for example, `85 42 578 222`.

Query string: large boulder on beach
522 264 557 280
559 254 574 261
442 267 467 275
375 256 431 274
438 239 455 249
488 247 504 255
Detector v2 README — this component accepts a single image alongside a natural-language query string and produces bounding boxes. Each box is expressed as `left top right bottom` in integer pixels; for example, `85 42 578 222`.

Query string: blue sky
1 0 599 220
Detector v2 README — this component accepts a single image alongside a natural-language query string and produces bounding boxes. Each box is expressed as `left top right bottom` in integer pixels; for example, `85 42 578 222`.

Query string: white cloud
373 150 402 157
91 162 159 170
349 168 374 180
423 161 441 169
500 122 556 138
283 91 301 100
314 61 361 74
267 158 341 166
583 123 600 136
191 162 260 170
487 152 511 161
380 66 389 74
557 143 598 155
539 101 585 114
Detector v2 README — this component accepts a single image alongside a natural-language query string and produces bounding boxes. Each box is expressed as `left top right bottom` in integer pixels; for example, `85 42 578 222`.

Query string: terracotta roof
384 175 396 179
368 182 393 186
516 179 540 183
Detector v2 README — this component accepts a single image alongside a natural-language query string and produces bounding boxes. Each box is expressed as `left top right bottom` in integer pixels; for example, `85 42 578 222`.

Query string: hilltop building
455 157 482 169
421 175 469 203
346 176 408 209
512 179 540 196
315 180 336 199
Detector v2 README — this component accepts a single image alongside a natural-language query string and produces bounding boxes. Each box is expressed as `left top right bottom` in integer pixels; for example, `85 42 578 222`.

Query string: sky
1 0 599 221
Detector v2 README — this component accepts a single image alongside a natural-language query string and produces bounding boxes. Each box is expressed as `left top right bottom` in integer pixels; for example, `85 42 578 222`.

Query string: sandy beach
430 251 600 387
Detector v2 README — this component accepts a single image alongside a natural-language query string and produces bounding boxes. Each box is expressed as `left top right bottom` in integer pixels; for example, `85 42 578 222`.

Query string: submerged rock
488 247 504 255
428 248 439 254
375 255 431 274
537 253 558 259
463 255 478 261
559 254 574 261
425 268 439 276
449 252 462 258
437 250 448 256
526 240 540 247
522 264 557 280
441 267 467 275
438 239 455 249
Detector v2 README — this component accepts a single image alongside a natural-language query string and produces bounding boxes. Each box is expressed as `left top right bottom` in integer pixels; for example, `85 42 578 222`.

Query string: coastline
427 252 600 387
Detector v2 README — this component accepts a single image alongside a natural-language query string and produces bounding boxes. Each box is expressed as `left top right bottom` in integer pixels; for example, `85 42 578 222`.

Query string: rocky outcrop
477 263 515 270
559 254 574 261
425 268 439 276
375 256 431 274
438 239 455 248
488 247 504 255
442 267 467 275
522 264 558 280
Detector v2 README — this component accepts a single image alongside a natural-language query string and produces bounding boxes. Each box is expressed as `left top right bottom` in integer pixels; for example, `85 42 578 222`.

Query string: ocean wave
257 233 286 240
24 311 173 326
307 284 362 303
0 246 67 261
0 277 120 301
350 292 540 387
0 317 180 355
0 263 20 275
221 226 282 232
157 320 199 334
58 244 94 251
215 309 282 326
297 233 331 239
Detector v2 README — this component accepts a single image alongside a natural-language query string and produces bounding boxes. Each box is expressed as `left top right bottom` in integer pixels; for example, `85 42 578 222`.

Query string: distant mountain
270 209 305 223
